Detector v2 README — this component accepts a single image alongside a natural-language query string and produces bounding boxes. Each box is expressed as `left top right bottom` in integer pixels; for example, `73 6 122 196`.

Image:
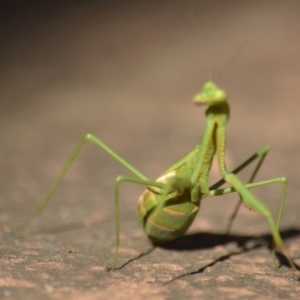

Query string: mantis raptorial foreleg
204 107 295 271
215 121 283 246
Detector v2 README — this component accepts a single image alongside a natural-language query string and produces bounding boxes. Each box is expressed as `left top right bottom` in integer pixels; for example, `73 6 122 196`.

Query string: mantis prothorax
13 81 298 275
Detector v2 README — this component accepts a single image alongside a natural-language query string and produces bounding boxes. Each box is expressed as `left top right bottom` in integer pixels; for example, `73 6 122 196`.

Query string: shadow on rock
158 228 300 287
155 228 300 251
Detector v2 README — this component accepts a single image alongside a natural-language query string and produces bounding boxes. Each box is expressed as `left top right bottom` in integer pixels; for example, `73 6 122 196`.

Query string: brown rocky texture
0 1 300 299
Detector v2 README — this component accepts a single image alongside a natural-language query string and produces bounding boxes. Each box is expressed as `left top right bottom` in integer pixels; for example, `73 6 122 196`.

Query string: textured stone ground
1 1 300 299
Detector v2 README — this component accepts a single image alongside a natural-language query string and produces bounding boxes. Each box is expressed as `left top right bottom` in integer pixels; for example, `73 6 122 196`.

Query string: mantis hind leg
208 170 294 271
207 145 283 234
215 127 297 272
219 145 289 248
13 133 150 233
224 146 270 234
223 173 297 272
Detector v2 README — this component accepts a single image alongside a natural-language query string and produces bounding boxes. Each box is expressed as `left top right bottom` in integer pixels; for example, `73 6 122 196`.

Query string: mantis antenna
188 9 213 81
217 42 247 83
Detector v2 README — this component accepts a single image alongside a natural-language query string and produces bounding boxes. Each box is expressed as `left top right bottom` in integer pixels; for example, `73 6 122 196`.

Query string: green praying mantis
13 81 298 275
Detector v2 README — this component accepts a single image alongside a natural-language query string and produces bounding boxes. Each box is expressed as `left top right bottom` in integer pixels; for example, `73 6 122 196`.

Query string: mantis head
194 81 227 106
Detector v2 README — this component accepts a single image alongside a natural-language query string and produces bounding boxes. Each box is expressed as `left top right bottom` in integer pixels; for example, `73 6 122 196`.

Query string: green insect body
137 155 201 243
138 82 227 243
13 81 298 275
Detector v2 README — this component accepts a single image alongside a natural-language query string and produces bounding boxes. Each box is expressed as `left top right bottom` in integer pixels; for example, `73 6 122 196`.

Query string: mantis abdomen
137 171 200 243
